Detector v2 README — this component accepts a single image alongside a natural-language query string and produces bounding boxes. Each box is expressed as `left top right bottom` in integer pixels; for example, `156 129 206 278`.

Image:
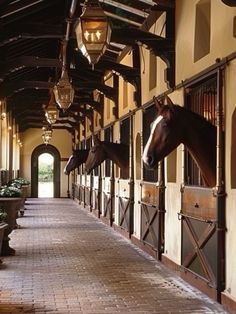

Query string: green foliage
0 208 7 222
0 186 22 197
9 177 30 186
38 163 53 182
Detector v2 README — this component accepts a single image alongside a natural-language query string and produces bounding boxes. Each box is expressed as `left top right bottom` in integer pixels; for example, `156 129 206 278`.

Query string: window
149 52 157 90
194 0 211 62
185 75 217 186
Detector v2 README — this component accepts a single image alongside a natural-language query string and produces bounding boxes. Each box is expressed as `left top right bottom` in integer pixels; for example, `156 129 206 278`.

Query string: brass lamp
45 90 59 124
74 0 111 66
42 125 53 145
53 69 75 111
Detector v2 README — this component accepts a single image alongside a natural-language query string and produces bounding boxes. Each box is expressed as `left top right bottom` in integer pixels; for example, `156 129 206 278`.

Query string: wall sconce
74 0 111 67
45 89 59 124
1 112 6 120
17 139 23 147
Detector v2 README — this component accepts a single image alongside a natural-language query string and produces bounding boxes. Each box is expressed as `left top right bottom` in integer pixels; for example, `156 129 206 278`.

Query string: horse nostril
143 155 154 167
147 155 154 166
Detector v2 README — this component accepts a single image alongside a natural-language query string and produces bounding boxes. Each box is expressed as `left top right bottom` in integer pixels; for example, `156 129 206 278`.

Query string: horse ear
93 135 101 145
165 95 174 106
153 96 163 112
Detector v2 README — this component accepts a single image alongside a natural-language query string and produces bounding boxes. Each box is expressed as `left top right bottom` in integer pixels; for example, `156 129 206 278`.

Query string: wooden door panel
181 186 218 289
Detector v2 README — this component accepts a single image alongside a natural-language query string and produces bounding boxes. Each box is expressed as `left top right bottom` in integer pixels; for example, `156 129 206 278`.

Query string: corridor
0 199 228 313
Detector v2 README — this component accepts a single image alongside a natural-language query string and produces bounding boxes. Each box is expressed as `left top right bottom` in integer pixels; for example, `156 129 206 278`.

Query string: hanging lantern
42 125 53 145
74 0 111 66
53 69 75 111
45 90 59 124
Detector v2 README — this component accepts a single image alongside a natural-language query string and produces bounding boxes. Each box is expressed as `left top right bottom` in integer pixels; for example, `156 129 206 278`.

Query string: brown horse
142 97 217 187
85 137 129 176
64 149 89 175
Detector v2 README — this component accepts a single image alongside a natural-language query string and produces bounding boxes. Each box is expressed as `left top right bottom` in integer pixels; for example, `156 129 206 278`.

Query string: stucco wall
20 128 72 197
176 0 236 83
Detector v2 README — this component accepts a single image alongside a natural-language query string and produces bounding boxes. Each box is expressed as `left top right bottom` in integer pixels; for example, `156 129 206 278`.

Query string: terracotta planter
0 222 8 263
0 197 22 256
20 185 30 216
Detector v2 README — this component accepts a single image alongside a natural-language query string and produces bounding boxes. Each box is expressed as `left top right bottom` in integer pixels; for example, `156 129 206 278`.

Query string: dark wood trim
113 223 130 239
221 292 236 313
131 235 158 260
161 254 219 301
31 144 61 198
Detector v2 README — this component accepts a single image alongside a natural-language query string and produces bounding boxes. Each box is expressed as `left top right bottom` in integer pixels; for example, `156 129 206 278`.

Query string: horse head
142 96 183 168
64 149 89 175
85 137 107 174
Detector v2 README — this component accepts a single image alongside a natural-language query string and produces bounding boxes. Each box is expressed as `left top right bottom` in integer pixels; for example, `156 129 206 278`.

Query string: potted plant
0 186 22 256
0 208 8 263
8 178 30 216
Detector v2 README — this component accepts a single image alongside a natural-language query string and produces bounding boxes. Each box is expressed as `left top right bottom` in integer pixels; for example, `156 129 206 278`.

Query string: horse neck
181 108 216 187
104 142 129 169
80 150 89 163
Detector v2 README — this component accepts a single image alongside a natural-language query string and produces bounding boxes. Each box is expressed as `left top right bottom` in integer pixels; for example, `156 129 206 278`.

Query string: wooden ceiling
0 0 175 132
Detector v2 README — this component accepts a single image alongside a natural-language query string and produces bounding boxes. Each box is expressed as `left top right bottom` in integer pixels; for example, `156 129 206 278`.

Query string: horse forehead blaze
142 115 164 161
150 115 164 135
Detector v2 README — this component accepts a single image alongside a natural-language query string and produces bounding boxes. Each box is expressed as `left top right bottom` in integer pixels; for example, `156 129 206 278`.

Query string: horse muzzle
142 154 156 168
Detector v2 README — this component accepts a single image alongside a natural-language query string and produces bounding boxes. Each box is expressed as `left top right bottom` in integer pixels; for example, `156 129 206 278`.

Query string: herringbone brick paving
0 198 228 313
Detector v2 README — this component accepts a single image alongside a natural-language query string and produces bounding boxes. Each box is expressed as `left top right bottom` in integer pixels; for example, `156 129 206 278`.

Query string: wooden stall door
180 74 225 301
140 181 165 260
116 118 132 236
140 105 165 260
102 126 114 225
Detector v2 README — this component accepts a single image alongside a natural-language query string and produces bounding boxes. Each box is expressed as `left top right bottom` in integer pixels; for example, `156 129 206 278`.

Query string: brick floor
0 198 229 314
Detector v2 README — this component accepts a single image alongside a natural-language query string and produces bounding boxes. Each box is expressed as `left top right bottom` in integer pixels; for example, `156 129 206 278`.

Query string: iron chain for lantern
74 0 112 67
45 89 59 124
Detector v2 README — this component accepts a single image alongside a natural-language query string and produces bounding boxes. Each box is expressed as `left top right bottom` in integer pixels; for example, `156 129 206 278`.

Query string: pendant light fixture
45 89 59 124
53 17 75 111
74 0 111 67
42 125 53 145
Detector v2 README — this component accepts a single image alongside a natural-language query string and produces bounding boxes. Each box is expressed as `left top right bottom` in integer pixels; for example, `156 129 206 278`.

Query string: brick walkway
0 198 228 314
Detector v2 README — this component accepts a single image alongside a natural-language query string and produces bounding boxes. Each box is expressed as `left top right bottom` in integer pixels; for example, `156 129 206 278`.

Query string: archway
31 144 61 197
38 153 54 197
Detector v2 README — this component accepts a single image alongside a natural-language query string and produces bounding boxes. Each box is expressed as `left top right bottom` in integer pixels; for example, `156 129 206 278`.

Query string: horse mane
102 141 129 166
176 105 216 130
161 104 216 130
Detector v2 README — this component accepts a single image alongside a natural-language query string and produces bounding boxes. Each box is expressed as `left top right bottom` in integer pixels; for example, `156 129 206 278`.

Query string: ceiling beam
0 23 63 47
0 80 54 97
0 56 61 80
100 0 149 18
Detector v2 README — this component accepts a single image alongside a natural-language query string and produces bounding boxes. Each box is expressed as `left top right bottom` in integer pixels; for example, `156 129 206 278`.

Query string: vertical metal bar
157 159 165 260
67 174 70 198
216 68 226 302
110 126 114 226
129 113 134 237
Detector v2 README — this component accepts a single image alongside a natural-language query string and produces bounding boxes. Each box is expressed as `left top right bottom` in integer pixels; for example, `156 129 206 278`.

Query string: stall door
180 74 225 300
140 104 165 260
117 118 132 234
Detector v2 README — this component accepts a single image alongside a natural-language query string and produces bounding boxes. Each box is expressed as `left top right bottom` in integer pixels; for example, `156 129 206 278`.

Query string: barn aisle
0 198 228 313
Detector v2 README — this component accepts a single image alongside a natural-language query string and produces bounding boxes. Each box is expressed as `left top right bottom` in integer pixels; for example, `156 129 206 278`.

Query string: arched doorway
38 153 54 197
31 144 61 198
